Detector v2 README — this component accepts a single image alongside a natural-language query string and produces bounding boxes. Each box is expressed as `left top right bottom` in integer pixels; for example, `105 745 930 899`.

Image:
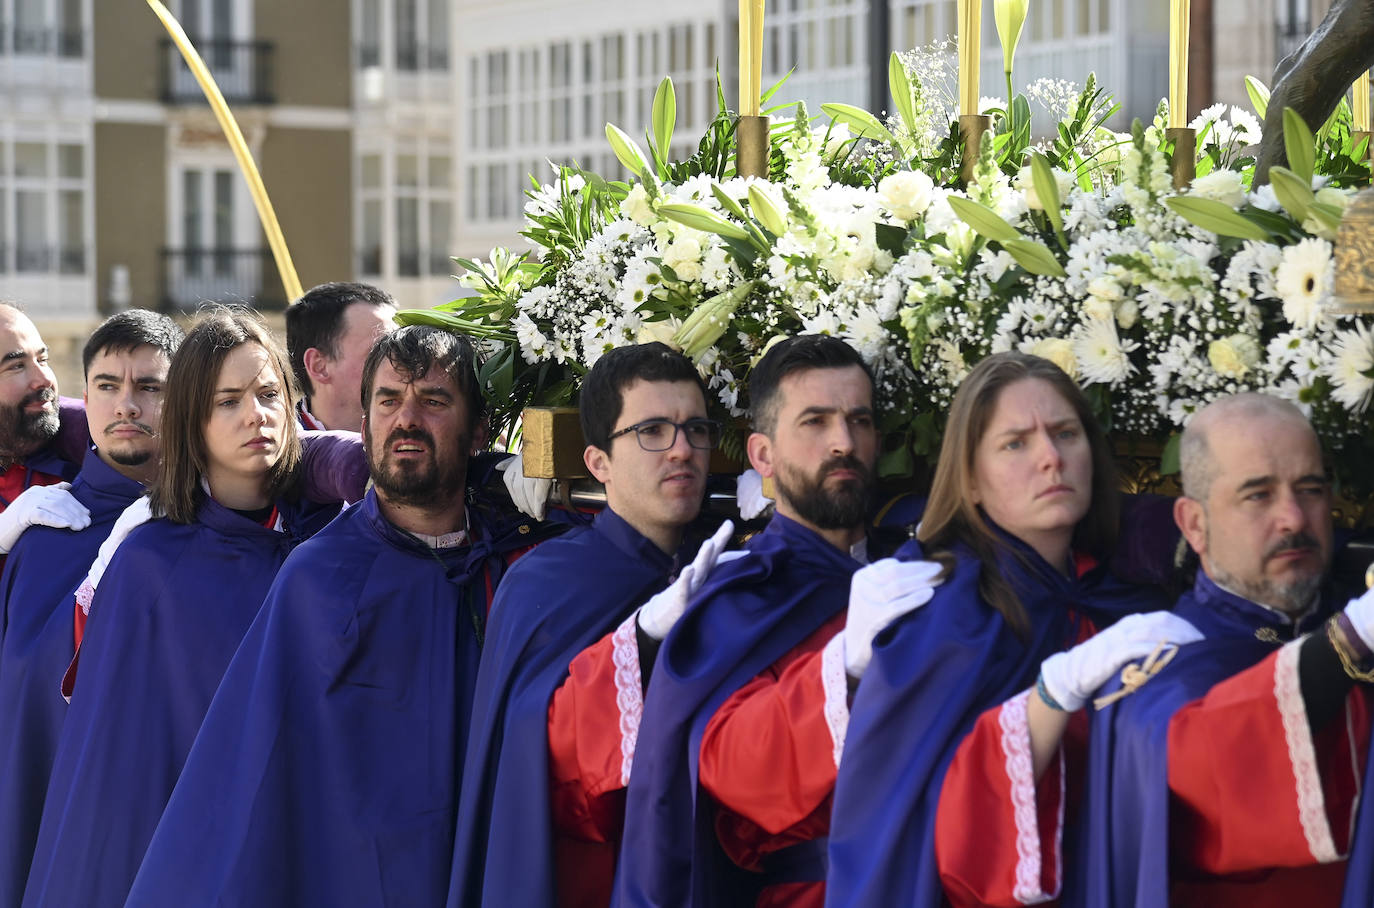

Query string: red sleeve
1168 638 1372 875
547 612 641 844
936 690 1088 908
698 614 847 837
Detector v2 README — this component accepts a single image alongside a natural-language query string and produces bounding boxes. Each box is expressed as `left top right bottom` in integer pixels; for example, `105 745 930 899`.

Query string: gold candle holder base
519 407 590 480
1166 127 1197 190
736 116 771 179
959 114 991 186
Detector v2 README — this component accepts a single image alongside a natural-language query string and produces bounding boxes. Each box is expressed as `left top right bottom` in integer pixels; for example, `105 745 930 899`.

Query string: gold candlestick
957 0 983 117
1166 127 1196 189
960 114 991 185
1168 0 1191 129
736 115 771 179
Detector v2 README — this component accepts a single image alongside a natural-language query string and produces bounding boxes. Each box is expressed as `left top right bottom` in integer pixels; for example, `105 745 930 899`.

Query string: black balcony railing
161 38 274 105
161 248 285 312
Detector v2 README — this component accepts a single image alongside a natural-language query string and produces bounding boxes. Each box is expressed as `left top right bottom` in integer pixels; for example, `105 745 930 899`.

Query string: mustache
1265 532 1320 560
21 387 55 408
385 427 436 450
103 420 155 437
819 454 870 481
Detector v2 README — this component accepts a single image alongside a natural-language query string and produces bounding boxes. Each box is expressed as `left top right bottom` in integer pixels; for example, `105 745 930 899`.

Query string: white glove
497 453 552 521
1040 611 1203 711
84 496 153 593
638 519 737 641
1342 586 1374 651
0 482 90 553
736 469 773 520
843 558 945 678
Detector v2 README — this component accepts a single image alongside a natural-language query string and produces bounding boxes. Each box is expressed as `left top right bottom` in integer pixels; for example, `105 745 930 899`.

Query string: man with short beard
125 326 559 907
615 336 933 908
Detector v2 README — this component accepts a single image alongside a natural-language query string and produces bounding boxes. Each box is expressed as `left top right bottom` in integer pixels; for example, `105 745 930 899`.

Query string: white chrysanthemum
1327 323 1374 413
1274 237 1333 332
512 312 551 364
1189 170 1246 209
1072 318 1138 386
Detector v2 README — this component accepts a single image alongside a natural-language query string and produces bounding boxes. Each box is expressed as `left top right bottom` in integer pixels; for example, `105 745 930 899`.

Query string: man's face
1176 413 1333 614
584 379 710 546
84 344 171 472
324 302 395 429
0 308 58 461
748 365 878 532
363 360 470 508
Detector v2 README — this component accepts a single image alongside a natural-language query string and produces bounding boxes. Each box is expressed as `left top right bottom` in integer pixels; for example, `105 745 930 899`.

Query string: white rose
1029 337 1078 378
621 184 655 226
1207 333 1261 378
1082 296 1114 322
1188 170 1246 209
877 171 935 221
1115 298 1139 330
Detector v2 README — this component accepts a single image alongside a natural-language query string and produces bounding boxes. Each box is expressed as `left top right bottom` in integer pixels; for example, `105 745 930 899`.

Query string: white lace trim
612 612 644 787
1274 638 1340 863
999 689 1059 905
74 579 95 616
821 634 850 770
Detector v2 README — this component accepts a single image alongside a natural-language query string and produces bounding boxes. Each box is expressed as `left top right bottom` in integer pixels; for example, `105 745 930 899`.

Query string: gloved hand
843 558 945 678
1342 585 1374 651
1040 611 1203 711
85 496 153 593
0 482 90 553
736 469 773 520
496 453 552 521
638 519 736 640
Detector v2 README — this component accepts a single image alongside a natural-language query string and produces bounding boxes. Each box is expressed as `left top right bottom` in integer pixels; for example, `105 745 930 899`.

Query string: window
391 0 446 72
357 143 453 279
0 139 86 276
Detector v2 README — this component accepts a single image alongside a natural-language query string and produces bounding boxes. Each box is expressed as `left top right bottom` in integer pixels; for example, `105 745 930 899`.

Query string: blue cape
0 450 142 905
20 494 338 908
1076 572 1333 908
824 532 1168 908
448 506 682 907
126 488 552 908
612 513 868 908
1342 711 1374 907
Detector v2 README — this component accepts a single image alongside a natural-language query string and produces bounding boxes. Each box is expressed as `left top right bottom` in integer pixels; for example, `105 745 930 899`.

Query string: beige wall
258 0 352 108
94 123 167 315
93 0 164 102
260 127 353 299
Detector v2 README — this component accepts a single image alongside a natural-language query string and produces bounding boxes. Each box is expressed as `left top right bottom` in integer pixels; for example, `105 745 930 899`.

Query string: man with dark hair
453 342 731 907
0 309 183 905
285 281 396 430
615 335 930 907
126 325 557 907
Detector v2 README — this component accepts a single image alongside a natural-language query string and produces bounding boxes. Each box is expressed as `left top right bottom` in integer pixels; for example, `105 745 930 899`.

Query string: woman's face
203 343 286 482
970 377 1093 563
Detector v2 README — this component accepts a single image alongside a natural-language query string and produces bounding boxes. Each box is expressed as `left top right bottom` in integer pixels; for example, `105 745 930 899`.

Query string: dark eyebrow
1236 475 1275 493
90 373 122 384
798 405 873 419
135 375 165 385
417 386 454 399
0 350 23 364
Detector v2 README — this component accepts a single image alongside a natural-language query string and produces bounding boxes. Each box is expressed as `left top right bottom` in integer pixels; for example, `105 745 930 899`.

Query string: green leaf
1282 107 1316 184
820 102 898 146
1268 166 1316 223
947 195 1021 244
747 184 789 236
1166 196 1272 240
657 202 751 240
1002 238 1068 277
605 123 651 179
1245 75 1270 120
710 183 750 222
1160 432 1182 476
874 222 908 257
1309 200 1343 234
888 52 917 136
651 78 677 167
1029 153 1064 235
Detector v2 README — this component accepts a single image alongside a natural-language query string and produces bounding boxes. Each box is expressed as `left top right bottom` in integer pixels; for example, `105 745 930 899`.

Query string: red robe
936 640 1372 908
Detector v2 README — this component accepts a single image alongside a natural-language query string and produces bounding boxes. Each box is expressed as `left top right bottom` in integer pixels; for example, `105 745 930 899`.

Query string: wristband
1035 672 1067 711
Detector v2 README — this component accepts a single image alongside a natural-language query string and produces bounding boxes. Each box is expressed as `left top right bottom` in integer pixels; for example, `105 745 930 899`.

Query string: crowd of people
0 282 1367 908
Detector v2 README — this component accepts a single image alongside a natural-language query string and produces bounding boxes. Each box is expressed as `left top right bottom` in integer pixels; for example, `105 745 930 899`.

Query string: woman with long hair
823 351 1191 907
22 308 342 908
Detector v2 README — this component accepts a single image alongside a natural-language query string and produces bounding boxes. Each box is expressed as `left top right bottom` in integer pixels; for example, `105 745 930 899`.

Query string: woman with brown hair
824 351 1192 908
22 308 342 908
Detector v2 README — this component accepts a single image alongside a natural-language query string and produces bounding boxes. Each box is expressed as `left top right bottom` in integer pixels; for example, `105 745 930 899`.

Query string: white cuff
821 634 850 770
1274 638 1343 863
612 611 644 787
998 689 1063 905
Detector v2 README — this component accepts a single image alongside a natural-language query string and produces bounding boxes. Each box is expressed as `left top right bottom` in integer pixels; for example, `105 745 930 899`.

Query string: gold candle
958 0 982 117
738 0 764 117
1169 0 1190 129
1355 71 1371 133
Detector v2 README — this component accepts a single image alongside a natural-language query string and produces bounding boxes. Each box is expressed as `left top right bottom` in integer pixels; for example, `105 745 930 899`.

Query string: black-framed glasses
607 417 722 452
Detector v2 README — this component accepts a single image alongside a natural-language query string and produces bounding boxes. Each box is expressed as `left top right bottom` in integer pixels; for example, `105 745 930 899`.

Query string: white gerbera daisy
1274 237 1332 332
1326 323 1374 414
1072 318 1138 386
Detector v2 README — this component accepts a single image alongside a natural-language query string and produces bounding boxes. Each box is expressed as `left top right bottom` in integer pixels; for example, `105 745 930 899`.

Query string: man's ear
302 347 331 388
746 432 774 477
1174 496 1208 560
584 444 612 485
470 418 491 454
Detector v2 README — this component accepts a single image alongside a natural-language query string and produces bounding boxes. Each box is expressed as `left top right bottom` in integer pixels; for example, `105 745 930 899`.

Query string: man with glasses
452 342 731 907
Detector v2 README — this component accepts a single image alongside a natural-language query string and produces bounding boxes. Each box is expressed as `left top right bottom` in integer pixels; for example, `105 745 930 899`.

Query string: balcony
161 38 274 105
161 248 285 312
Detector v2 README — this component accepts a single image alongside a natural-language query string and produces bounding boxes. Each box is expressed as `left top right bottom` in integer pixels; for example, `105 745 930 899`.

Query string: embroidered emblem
1255 627 1281 643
